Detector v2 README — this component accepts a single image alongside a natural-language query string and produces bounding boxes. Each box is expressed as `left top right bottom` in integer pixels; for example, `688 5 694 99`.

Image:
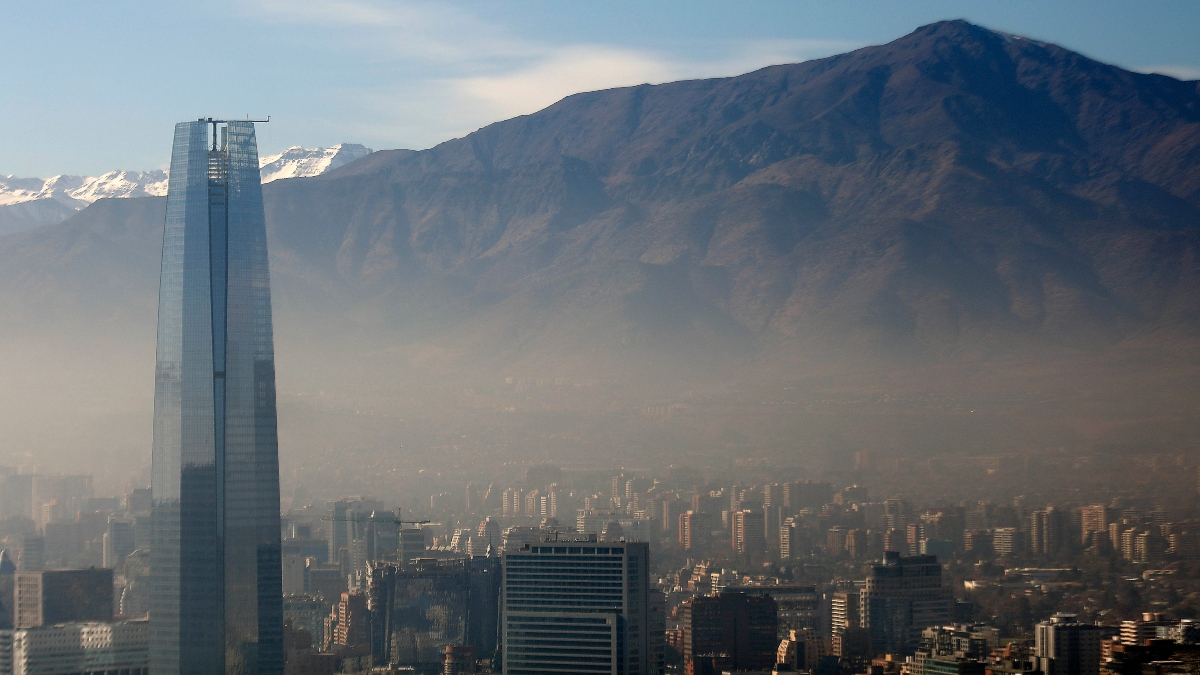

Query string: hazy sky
2 0 1198 177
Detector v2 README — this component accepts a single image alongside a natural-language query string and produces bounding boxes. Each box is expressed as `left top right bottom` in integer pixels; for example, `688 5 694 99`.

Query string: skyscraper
501 539 655 674
860 552 954 654
150 119 282 675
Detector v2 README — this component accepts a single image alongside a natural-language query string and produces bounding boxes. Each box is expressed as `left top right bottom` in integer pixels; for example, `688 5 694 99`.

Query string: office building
283 595 327 650
149 119 283 675
681 591 777 675
328 499 388 573
782 482 832 510
103 520 136 570
501 539 654 674
17 535 43 572
738 586 818 637
367 557 500 670
8 620 149 675
860 553 953 654
0 471 33 520
14 569 113 628
831 589 865 657
1035 613 1102 675
398 528 428 566
1121 613 1171 646
0 552 14 630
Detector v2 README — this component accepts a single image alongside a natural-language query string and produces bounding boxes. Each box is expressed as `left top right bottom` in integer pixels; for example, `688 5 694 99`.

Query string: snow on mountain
0 171 167 210
0 144 371 235
258 143 373 183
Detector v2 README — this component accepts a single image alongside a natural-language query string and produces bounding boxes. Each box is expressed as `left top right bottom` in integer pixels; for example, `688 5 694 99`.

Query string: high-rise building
777 627 825 672
501 539 655 674
14 569 113 629
477 518 502 555
732 510 766 555
367 557 500 669
103 519 136 570
327 498 385 570
679 511 711 552
831 590 860 638
1030 508 1064 556
331 592 369 649
398 528 428 566
1034 613 1102 675
992 527 1019 558
1079 506 1107 547
738 586 818 638
860 552 954 655
0 552 14 630
149 119 283 675
282 595 326 649
681 591 777 675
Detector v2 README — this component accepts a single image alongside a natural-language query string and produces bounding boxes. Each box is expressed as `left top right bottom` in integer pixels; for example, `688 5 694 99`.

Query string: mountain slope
271 20 1200 359
2 20 1200 486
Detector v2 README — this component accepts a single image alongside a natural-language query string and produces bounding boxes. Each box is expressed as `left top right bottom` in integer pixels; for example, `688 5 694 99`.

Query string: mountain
259 143 373 183
2 21 1200 493
0 145 372 235
0 171 168 235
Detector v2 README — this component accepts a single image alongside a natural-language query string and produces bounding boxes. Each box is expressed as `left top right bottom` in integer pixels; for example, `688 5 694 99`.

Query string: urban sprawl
1 467 1198 675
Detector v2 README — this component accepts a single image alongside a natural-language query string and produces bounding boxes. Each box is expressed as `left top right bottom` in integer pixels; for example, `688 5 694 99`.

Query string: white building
6 620 147 675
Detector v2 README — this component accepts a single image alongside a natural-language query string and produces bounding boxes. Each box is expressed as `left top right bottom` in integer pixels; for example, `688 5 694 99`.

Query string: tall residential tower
150 120 282 675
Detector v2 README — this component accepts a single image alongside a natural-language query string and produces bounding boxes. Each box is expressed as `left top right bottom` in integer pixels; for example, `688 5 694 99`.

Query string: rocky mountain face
3 21 1200 485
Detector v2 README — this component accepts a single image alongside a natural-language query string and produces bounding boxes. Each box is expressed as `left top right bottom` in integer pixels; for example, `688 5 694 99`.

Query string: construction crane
321 509 430 527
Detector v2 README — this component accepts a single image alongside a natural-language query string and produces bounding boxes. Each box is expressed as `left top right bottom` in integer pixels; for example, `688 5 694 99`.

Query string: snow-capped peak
258 143 373 183
0 143 373 235
0 171 167 209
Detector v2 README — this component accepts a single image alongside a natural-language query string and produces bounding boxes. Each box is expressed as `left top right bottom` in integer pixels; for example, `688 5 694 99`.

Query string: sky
2 0 1199 177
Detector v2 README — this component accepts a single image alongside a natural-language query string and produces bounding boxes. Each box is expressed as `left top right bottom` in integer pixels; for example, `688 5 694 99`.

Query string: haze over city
1 3 1200 675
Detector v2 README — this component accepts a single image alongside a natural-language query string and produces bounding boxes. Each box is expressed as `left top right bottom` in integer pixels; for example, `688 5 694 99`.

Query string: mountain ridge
0 144 373 236
3 20 1200 483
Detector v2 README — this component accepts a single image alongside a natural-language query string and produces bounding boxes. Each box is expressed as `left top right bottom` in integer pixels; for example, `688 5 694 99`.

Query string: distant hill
2 21 1199 495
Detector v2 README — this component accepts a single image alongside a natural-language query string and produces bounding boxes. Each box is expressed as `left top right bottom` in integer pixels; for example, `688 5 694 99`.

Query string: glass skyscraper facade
150 120 282 675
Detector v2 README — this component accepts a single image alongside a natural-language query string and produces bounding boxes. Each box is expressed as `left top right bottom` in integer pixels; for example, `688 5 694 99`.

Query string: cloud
456 46 677 119
454 38 859 121
242 0 860 150
1134 64 1200 81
